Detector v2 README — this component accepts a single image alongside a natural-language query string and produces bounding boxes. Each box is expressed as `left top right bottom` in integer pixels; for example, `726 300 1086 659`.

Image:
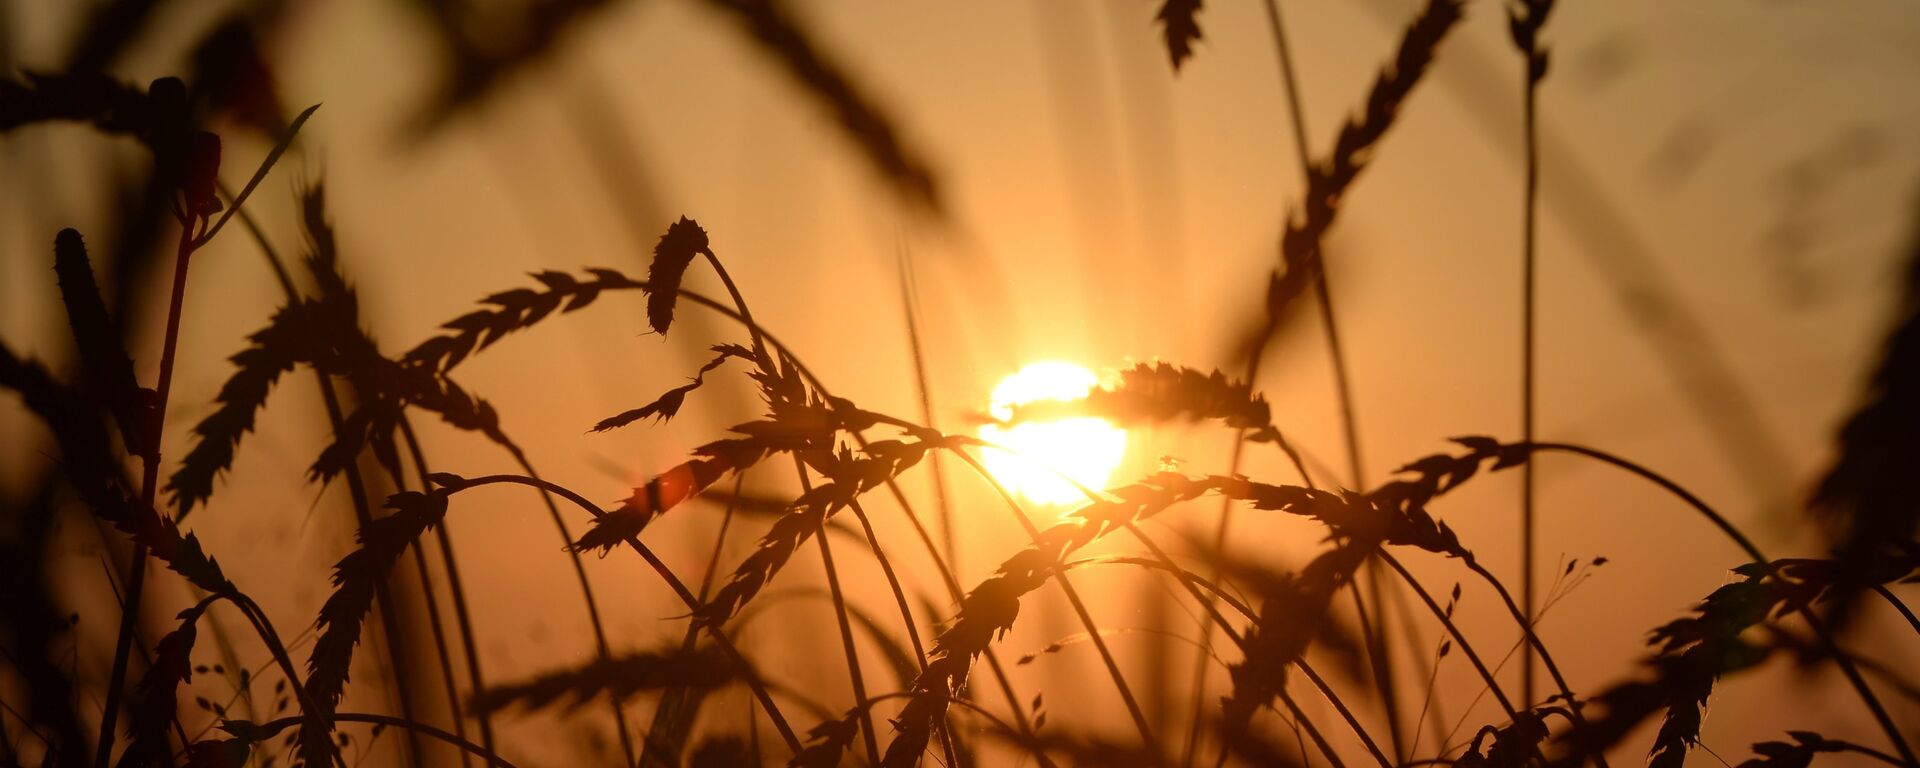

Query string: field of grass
2 1 1917 766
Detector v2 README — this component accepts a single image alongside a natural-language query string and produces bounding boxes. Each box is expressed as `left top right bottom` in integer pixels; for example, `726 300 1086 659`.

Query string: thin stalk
232 190 427 767
1517 7 1544 710
96 217 198 768
1277 689 1345 768
405 528 471 767
1871 585 1920 637
1375 555 1519 722
686 253 1034 746
1458 556 1609 764
640 473 744 768
1267 0 1393 746
946 450 1161 756
794 461 882 766
437 474 801 752
842 496 962 768
1127 525 1390 768
895 235 958 568
703 235 938 761
256 713 519 768
505 451 634 766
1188 1 1394 760
396 418 498 766
697 251 773 373
842 497 930 668
1526 441 1917 764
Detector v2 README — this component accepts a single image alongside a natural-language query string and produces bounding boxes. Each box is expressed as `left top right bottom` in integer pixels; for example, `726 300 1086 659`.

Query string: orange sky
3 0 1919 764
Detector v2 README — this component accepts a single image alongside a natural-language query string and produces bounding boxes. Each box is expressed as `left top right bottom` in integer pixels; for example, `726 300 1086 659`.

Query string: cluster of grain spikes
1554 545 1920 768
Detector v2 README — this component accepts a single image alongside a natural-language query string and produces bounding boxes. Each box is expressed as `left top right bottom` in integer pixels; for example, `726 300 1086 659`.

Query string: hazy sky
4 0 1919 763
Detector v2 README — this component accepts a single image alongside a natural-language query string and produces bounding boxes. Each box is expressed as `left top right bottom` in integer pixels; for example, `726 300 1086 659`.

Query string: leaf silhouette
1552 547 1920 766
1456 708 1558 768
1156 0 1203 71
1 343 233 594
1735 731 1863 768
1809 202 1920 629
790 711 861 768
52 228 145 457
114 601 213 768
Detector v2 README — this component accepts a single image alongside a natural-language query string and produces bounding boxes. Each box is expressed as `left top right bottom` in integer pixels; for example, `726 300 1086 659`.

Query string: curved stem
1126 525 1391 768
946 450 1161 756
256 713 519 768
228 596 328 739
1871 585 1920 637
396 418 498 766
1525 441 1917 765
1376 554 1519 723
231 194 430 767
97 220 198 768
697 250 775 374
504 450 633 766
434 474 802 752
793 461 882 766
1456 558 1608 768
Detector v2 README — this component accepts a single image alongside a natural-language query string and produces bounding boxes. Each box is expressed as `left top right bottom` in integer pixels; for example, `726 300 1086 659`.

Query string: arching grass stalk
1211 3 1399 761
250 713 518 768
503 451 634 765
793 460 883 765
429 473 803 752
413 266 1037 740
1870 586 1920 636
100 107 319 762
642 267 1043 741
1374 555 1521 723
395 417 497 765
694 246 938 761
230 187 430 766
944 449 1162 756
1522 441 1917 764
1122 524 1390 768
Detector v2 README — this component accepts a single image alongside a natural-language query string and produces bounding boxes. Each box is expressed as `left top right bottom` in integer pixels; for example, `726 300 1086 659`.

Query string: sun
977 361 1128 506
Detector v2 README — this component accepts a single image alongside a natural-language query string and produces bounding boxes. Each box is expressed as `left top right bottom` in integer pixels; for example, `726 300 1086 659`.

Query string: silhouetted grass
1 5 1916 768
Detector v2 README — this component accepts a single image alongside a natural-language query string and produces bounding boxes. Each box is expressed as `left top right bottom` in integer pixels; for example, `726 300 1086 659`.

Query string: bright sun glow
978 361 1128 506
